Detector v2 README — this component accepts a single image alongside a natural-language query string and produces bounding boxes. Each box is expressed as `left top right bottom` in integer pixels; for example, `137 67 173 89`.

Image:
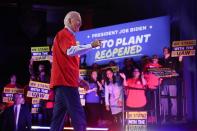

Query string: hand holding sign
49 55 53 63
31 46 51 61
30 57 35 65
179 55 183 62
91 40 102 48
171 40 196 57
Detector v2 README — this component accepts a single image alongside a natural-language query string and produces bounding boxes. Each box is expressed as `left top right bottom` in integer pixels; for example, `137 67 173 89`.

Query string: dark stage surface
31 122 197 131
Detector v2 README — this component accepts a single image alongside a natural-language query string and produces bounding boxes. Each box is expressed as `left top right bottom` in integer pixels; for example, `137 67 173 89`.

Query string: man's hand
91 40 102 48
49 55 53 63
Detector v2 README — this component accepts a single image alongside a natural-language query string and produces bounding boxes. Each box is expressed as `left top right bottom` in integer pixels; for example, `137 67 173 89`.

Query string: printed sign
147 68 178 77
171 40 196 57
125 111 147 131
31 46 51 61
76 16 170 65
31 98 40 114
27 81 50 100
78 87 86 106
80 69 90 76
3 88 24 102
101 66 119 73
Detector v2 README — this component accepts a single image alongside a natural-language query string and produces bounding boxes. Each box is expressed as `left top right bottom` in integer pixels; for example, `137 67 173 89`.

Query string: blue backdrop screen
76 16 170 66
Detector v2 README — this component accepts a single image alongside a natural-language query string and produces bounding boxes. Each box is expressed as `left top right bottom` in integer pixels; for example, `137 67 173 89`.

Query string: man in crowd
2 93 31 131
160 47 183 122
4 74 23 108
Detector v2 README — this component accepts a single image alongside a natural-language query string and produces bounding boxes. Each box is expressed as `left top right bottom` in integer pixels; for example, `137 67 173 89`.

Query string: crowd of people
81 46 183 128
0 11 184 131
0 47 183 130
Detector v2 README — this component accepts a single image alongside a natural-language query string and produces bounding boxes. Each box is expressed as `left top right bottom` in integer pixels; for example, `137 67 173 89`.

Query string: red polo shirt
126 78 146 108
50 28 79 88
144 73 160 89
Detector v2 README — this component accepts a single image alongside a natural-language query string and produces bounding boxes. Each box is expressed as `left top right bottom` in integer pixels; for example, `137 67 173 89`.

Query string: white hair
64 11 81 27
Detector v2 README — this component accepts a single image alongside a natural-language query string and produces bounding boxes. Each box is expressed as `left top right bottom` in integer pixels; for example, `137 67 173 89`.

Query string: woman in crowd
120 68 148 110
85 70 102 126
104 68 123 127
120 67 160 110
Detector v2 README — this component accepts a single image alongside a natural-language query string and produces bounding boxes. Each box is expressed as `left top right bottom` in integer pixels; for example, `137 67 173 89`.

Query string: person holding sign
143 55 162 72
160 47 183 70
143 55 162 123
28 59 51 125
160 47 183 122
4 74 23 108
50 11 101 131
5 74 22 89
29 59 50 83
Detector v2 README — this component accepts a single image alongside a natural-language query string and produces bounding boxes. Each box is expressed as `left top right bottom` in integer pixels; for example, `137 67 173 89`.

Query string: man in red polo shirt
50 11 101 131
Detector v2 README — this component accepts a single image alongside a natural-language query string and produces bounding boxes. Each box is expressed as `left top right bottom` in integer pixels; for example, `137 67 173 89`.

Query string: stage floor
32 122 197 131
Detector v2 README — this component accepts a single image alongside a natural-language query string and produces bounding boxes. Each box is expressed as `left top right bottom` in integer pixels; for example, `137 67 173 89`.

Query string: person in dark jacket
1 93 31 131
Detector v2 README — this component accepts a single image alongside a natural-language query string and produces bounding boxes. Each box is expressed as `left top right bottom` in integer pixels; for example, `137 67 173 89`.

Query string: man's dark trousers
50 86 86 131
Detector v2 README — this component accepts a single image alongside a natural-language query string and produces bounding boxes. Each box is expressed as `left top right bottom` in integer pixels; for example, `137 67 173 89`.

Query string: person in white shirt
104 68 123 127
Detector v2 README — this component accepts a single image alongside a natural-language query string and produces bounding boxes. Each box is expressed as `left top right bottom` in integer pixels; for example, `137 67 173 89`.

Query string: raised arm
67 40 102 56
119 73 128 87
